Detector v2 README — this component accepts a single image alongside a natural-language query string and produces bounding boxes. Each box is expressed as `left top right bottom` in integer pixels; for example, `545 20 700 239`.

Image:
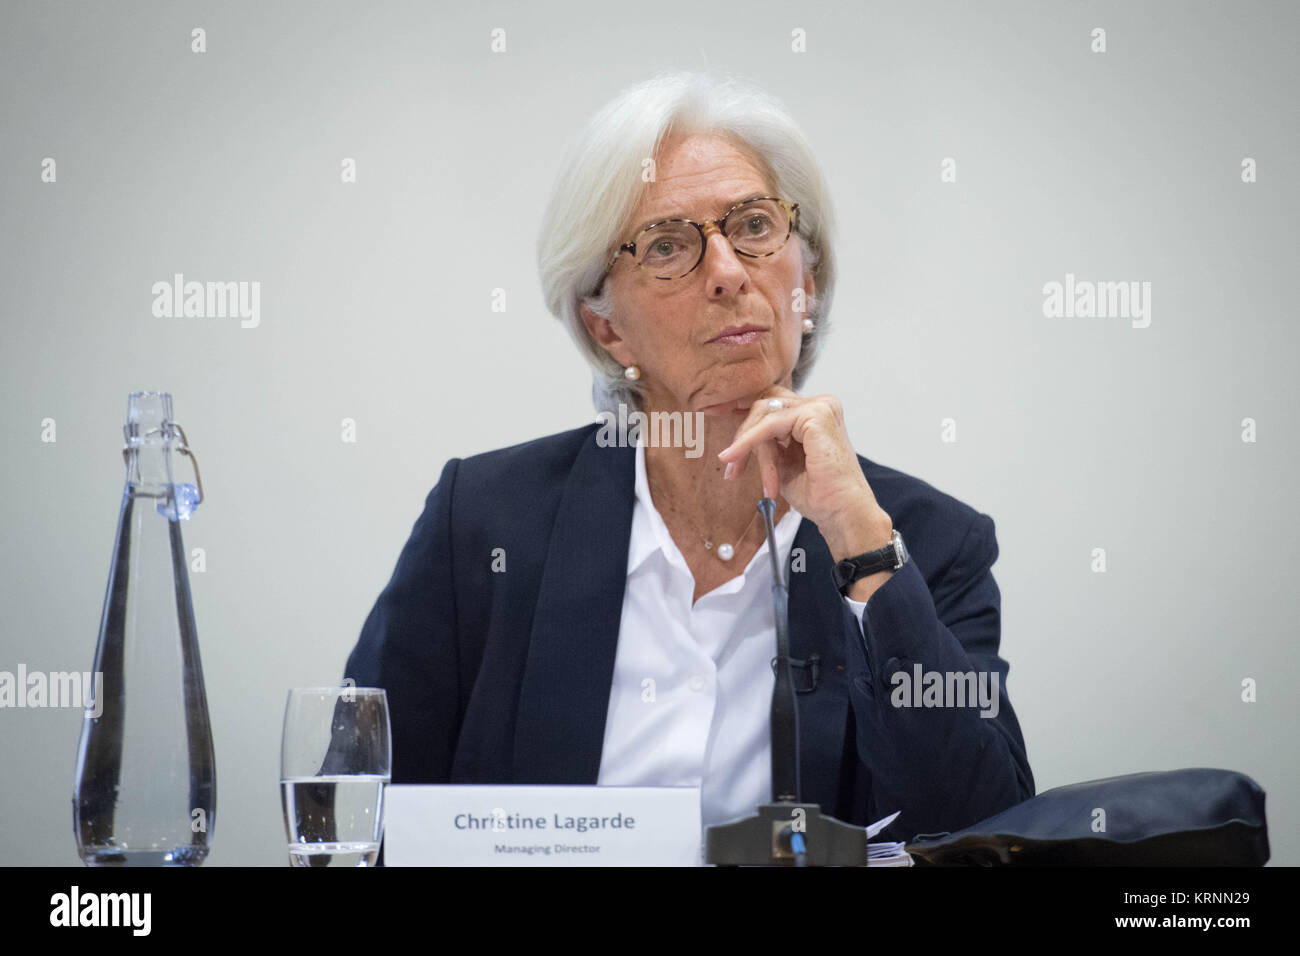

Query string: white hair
536 70 837 414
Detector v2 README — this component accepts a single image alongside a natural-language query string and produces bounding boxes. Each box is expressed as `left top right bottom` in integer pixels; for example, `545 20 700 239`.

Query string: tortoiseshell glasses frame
598 196 801 287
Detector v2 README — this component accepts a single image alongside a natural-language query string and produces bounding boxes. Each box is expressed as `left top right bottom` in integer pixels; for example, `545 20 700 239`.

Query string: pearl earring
802 318 815 334
624 365 641 381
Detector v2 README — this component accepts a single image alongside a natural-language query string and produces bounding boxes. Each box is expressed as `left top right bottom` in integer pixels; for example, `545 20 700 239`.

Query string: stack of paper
866 811 914 867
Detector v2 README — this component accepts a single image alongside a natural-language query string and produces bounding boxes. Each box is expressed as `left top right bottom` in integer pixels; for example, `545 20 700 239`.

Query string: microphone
703 497 871 866
760 497 799 805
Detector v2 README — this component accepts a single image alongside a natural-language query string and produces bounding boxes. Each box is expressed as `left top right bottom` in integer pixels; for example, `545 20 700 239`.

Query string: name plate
384 785 702 866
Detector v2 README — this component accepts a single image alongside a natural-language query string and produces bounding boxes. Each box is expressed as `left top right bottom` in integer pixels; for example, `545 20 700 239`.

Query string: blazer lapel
787 517 851 813
513 431 635 783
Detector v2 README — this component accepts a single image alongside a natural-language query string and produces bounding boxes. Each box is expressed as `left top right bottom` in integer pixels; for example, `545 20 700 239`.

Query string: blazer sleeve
343 458 462 785
842 511 1035 840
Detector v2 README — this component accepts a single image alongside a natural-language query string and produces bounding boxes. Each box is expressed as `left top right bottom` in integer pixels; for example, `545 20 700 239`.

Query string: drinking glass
280 687 390 867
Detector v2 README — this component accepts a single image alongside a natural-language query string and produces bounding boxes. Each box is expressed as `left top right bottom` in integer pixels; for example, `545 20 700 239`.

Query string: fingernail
717 445 732 458
723 462 735 480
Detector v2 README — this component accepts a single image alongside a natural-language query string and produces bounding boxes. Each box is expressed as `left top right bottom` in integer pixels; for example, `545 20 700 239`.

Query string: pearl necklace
702 509 762 561
648 472 767 562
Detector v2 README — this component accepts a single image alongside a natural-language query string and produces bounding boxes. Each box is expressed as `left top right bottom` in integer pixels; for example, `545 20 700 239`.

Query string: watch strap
832 530 906 593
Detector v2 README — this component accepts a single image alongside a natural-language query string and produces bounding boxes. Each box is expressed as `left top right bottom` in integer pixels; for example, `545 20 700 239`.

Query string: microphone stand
704 498 870 866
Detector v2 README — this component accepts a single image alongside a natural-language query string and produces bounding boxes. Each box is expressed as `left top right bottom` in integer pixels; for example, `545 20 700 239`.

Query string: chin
689 362 793 413
695 384 772 415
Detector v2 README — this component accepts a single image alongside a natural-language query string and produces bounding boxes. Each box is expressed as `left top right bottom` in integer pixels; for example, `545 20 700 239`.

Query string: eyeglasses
606 196 800 282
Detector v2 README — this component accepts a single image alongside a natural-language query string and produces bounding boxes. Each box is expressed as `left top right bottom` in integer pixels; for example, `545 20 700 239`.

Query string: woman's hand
717 385 893 563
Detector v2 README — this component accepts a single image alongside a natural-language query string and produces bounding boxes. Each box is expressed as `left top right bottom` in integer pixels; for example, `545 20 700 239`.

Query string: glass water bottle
72 391 217 865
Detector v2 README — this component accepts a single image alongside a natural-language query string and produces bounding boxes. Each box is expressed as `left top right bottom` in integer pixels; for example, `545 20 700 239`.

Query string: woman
345 71 1034 843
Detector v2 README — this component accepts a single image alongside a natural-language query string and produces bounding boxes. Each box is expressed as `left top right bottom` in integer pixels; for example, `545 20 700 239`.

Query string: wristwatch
832 529 909 595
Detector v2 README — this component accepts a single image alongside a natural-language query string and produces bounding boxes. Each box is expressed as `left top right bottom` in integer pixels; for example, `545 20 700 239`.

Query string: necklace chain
700 508 761 562
647 471 770 562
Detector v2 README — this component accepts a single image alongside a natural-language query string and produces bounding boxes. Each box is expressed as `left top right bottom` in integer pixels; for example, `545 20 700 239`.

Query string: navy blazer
344 423 1035 843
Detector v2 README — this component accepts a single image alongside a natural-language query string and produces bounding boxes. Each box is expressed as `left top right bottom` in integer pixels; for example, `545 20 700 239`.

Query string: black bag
905 768 1269 866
